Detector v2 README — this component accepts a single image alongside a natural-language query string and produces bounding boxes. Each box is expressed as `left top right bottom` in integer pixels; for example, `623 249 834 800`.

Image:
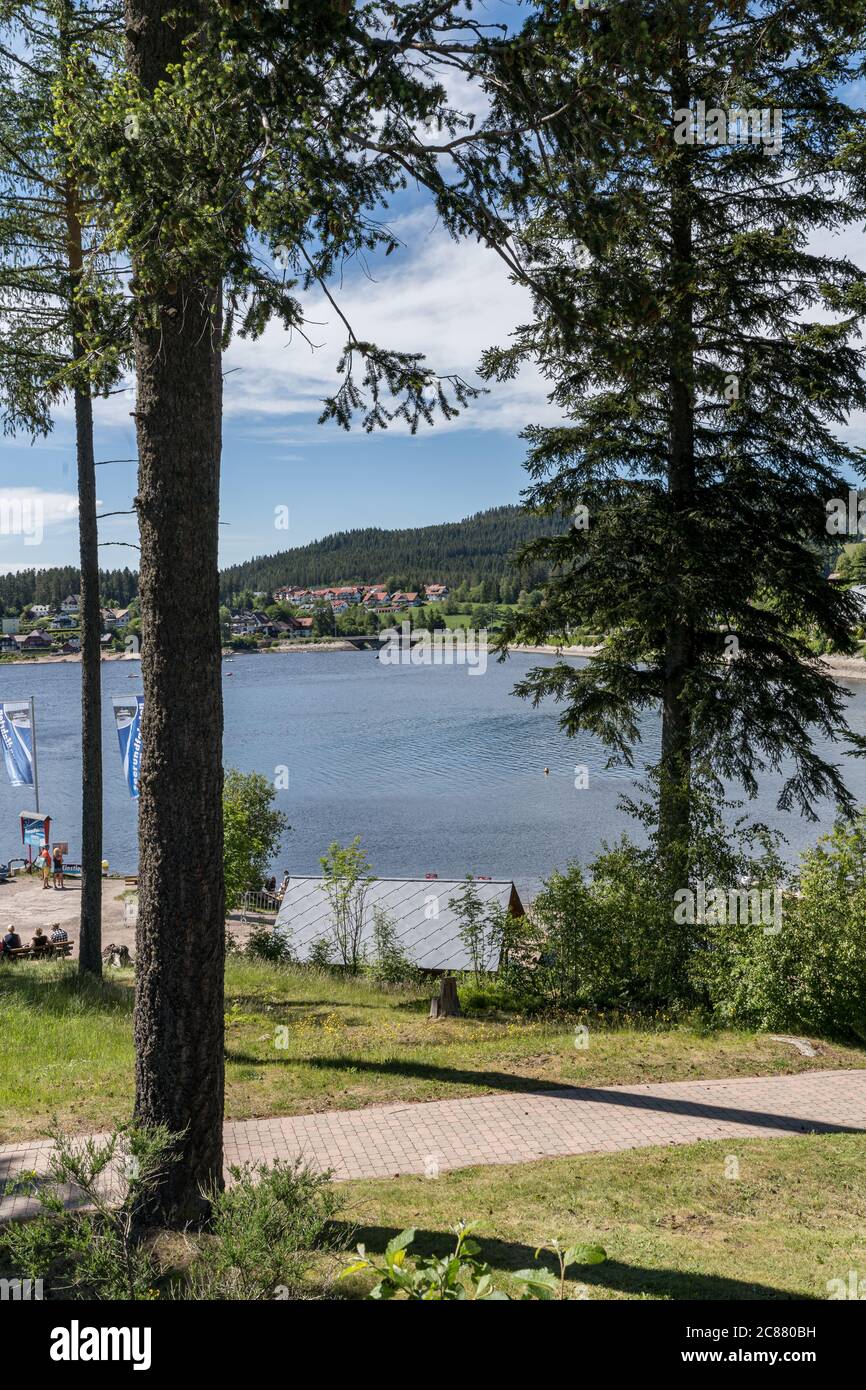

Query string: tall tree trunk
74 381 103 976
659 41 697 983
61 0 102 978
126 0 225 1225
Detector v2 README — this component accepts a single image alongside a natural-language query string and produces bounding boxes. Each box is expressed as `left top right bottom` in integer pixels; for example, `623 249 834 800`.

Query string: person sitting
3 926 22 952
50 923 69 944
30 927 49 952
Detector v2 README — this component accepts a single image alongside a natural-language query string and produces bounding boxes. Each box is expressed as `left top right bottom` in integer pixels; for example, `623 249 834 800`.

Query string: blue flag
112 695 144 799
0 701 34 788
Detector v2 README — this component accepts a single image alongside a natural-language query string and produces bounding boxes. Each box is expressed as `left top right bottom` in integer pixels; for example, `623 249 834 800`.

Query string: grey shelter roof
274 877 525 971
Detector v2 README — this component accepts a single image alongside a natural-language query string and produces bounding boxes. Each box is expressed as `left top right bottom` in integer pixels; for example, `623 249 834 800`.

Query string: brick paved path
2 1068 864 1221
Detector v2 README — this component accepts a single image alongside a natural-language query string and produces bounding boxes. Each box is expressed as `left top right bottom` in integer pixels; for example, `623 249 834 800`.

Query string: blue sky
0 0 543 575
2 1 865 575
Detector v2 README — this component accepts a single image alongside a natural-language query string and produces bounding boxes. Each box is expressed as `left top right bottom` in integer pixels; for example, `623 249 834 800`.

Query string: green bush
366 906 420 986
698 815 866 1041
0 1126 342 1302
187 1159 342 1300
245 923 293 964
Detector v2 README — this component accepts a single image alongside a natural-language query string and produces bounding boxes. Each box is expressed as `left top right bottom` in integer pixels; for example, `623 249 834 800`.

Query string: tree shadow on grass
326 1220 813 1300
224 1050 557 1095
0 964 132 1017
225 1052 865 1137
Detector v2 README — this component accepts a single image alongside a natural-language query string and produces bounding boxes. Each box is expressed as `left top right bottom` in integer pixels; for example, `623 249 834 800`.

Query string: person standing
52 845 64 890
39 844 51 889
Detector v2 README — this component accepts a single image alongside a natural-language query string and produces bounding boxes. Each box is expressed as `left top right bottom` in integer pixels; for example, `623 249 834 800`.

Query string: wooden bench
4 939 74 961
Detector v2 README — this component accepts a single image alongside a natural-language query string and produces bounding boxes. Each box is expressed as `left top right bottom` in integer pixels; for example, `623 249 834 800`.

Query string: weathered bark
61 0 102 978
74 379 103 976
659 47 697 928
127 0 225 1225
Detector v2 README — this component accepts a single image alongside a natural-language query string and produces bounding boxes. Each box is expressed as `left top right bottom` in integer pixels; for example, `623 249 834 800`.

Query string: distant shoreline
4 643 866 683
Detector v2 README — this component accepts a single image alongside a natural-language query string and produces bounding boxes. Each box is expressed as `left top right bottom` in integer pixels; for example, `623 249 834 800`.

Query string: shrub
366 906 419 986
697 815 866 1041
187 1159 342 1300
0 1123 177 1300
447 878 508 983
0 1129 343 1302
245 923 293 964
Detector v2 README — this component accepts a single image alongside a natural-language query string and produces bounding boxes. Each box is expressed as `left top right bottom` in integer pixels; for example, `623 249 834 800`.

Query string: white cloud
221 211 558 436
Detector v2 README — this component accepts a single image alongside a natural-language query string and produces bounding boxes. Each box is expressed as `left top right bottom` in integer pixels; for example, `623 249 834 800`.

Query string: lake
2 649 866 898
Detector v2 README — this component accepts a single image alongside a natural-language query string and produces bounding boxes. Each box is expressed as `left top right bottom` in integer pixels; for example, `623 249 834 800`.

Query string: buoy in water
543 767 550 775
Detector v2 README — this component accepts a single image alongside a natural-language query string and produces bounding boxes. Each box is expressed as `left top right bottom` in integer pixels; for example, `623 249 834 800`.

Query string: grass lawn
0 957 863 1143
330 1132 866 1299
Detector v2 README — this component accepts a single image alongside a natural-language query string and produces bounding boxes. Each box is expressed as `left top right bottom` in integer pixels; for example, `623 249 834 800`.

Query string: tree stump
429 974 460 1019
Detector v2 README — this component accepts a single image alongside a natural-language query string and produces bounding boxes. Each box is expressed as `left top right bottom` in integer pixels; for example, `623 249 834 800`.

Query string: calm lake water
2 649 866 897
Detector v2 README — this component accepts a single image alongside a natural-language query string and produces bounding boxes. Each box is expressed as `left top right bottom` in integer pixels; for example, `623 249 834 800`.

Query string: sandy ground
0 652 140 667
6 642 866 678
0 874 266 960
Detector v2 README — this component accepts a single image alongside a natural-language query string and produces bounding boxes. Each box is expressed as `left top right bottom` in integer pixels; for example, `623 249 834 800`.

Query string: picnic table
3 939 74 962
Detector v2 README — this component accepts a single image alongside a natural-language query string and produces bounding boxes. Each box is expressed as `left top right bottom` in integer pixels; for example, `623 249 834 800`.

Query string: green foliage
366 905 419 986
696 814 866 1042
245 923 293 966
0 1121 177 1300
447 877 508 984
223 768 289 911
217 506 555 603
514 773 788 1013
486 3 866 838
835 542 866 586
342 1221 605 1301
319 837 373 972
187 1160 341 1301
0 1129 342 1302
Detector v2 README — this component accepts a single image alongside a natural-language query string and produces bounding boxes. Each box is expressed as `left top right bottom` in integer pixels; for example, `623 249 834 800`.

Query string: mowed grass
0 957 863 1143
330 1133 866 1300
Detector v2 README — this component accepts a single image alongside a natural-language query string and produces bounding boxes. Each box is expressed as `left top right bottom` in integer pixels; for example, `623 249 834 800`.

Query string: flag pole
30 695 40 814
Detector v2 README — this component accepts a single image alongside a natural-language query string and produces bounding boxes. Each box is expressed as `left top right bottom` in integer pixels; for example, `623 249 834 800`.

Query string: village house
61 594 80 613
14 630 53 650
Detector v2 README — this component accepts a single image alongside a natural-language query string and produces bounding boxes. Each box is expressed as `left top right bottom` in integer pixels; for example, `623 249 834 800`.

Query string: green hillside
218 505 558 601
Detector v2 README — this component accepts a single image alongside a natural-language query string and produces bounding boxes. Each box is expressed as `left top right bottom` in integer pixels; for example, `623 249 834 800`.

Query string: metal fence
238 890 280 923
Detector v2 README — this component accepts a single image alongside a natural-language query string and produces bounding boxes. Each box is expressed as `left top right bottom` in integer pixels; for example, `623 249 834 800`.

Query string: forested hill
0 564 137 614
0 506 560 614
218 506 559 599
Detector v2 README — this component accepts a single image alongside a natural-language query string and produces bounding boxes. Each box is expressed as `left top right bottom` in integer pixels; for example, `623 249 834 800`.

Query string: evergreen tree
484 2 866 915
0 0 127 976
55 0 506 1223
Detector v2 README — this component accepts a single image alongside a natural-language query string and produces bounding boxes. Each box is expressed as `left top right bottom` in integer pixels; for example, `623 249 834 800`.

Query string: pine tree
482 2 866 912
55 0 513 1223
0 0 127 976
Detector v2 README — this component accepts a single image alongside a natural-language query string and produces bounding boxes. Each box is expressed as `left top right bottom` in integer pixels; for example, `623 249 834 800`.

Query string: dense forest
218 506 559 601
0 507 559 615
0 565 138 614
